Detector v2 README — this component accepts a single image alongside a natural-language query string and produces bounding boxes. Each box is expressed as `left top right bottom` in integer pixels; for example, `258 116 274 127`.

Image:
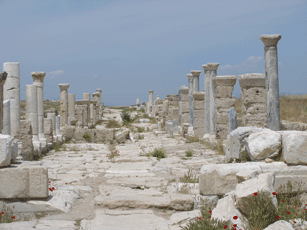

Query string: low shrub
151 148 166 160
106 120 121 128
83 132 92 142
185 150 193 157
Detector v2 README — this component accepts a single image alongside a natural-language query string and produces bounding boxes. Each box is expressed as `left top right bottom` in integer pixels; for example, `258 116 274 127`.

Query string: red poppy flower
197 217 201 221
294 221 297 223
49 188 52 191
233 224 237 227
296 213 298 216
0 213 1 216
136 176 138 177
1 211 3 214
295 206 297 208
65 183 67 185
49 181 50 183
12 216 15 219
253 192 257 196
233 216 238 220
287 211 290 214
276 215 280 219
272 192 276 195
282 200 284 202
209 210 212 213
224 225 227 229
52 187 55 190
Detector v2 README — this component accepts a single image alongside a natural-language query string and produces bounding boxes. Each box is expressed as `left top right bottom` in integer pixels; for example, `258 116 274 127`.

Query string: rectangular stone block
181 113 189 124
181 103 189 113
242 87 266 105
0 166 48 198
245 103 266 114
194 127 205 138
0 135 12 167
215 112 228 124
215 98 236 110
242 113 267 126
214 86 234 98
193 100 205 110
181 94 189 102
216 124 228 139
194 110 204 120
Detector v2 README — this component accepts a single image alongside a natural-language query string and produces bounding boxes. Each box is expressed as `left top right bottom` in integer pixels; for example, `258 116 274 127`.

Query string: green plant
137 134 144 140
151 148 166 160
75 218 82 227
180 169 199 183
185 136 199 143
106 120 121 128
83 132 92 142
140 107 145 113
53 143 61 152
64 138 71 144
185 150 193 157
121 111 131 122
0 203 16 223
137 127 145 133
216 139 225 155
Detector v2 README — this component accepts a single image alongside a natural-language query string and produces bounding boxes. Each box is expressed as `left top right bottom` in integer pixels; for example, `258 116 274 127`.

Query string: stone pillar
44 118 53 144
3 63 20 138
207 63 219 136
178 89 182 125
213 75 237 139
56 115 62 140
193 92 205 138
68 94 76 123
75 105 84 128
59 84 70 126
202 65 210 135
90 103 94 124
0 72 8 132
191 70 201 93
238 73 266 127
96 89 102 105
228 108 237 135
31 72 46 147
163 100 169 113
260 34 282 131
2 100 10 135
187 74 194 126
83 93 91 101
149 90 154 106
25 85 40 149
47 113 56 139
92 92 99 103
180 86 189 126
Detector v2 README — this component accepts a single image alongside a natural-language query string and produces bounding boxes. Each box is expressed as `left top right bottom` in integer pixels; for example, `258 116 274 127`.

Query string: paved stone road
0 110 226 230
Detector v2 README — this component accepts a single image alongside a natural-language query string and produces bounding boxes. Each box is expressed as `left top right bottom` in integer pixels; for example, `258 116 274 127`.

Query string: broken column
148 90 154 115
25 84 40 150
83 93 91 101
213 75 237 139
3 62 20 138
59 84 70 126
2 100 10 135
47 113 56 140
44 118 53 145
180 86 189 126
187 74 194 126
32 72 47 148
238 73 266 127
68 94 76 124
193 92 205 138
56 115 62 140
260 34 282 131
178 89 182 125
0 72 8 132
96 89 102 105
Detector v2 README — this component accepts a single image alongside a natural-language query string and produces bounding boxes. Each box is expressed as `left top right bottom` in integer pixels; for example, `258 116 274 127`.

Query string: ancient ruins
1 34 307 229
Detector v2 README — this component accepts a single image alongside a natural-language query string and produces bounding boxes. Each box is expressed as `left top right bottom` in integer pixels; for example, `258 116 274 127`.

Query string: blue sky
0 0 306 106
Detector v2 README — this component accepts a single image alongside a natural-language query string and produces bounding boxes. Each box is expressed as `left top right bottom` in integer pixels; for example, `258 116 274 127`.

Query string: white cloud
48 70 65 78
219 56 264 75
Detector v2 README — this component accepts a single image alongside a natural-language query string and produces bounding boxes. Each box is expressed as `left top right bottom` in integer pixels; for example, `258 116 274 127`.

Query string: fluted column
59 84 70 126
32 72 46 144
202 65 210 134
3 62 20 137
149 90 154 106
260 34 282 131
0 72 8 132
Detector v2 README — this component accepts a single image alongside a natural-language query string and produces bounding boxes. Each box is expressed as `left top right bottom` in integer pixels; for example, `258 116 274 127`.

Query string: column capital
202 65 209 71
92 92 100 97
191 70 201 76
207 63 219 71
59 83 70 91
31 72 46 86
0 71 7 85
149 90 154 93
260 34 281 47
238 73 265 88
187 74 193 79
212 75 237 86
96 89 102 93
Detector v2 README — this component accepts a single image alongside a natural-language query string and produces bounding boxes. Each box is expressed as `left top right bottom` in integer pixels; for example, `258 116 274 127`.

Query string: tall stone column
68 94 76 122
47 113 56 139
0 72 8 132
180 86 189 126
26 84 40 149
207 63 219 136
187 74 194 126
32 72 47 147
96 89 102 105
193 92 205 138
3 62 20 138
191 70 201 93
202 65 210 135
148 90 154 115
260 34 282 131
59 84 70 126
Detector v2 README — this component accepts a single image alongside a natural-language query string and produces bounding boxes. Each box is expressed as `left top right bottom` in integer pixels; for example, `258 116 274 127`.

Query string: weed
137 127 145 133
137 134 144 140
180 169 199 183
0 203 16 223
121 111 132 122
83 132 92 142
185 136 199 143
75 218 82 227
64 138 71 144
151 148 166 160
106 120 121 128
185 150 193 157
53 143 61 152
139 107 145 113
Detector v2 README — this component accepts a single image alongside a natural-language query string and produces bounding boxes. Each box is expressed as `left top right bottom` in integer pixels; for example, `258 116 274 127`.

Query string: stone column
92 92 99 103
260 34 282 131
31 72 46 146
68 94 76 123
0 72 8 132
25 84 40 149
3 63 20 138
202 65 210 135
238 73 266 127
90 103 94 124
56 115 62 141
191 70 201 93
83 93 91 101
59 84 70 126
163 100 169 114
180 86 189 126
213 75 237 139
207 63 219 136
149 90 154 106
193 92 205 138
187 74 194 126
2 100 10 135
96 89 102 105
178 89 182 125
47 113 56 139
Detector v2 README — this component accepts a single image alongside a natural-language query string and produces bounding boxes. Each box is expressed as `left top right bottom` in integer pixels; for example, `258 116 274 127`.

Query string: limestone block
242 87 266 105
264 220 295 230
16 120 33 156
44 118 53 144
215 98 236 110
235 170 260 183
62 125 75 140
216 124 228 139
282 131 307 165
94 129 107 143
228 108 237 134
245 103 266 114
238 73 265 88
193 100 204 110
244 129 281 161
11 141 18 162
73 127 85 142
106 129 115 141
0 166 48 198
180 94 189 102
228 127 263 161
165 120 178 132
181 103 189 113
192 92 204 100
0 134 12 167
215 112 228 124
115 129 130 143
193 118 205 129
193 109 204 119
181 113 189 124
214 86 234 98
199 163 262 195
242 113 266 125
